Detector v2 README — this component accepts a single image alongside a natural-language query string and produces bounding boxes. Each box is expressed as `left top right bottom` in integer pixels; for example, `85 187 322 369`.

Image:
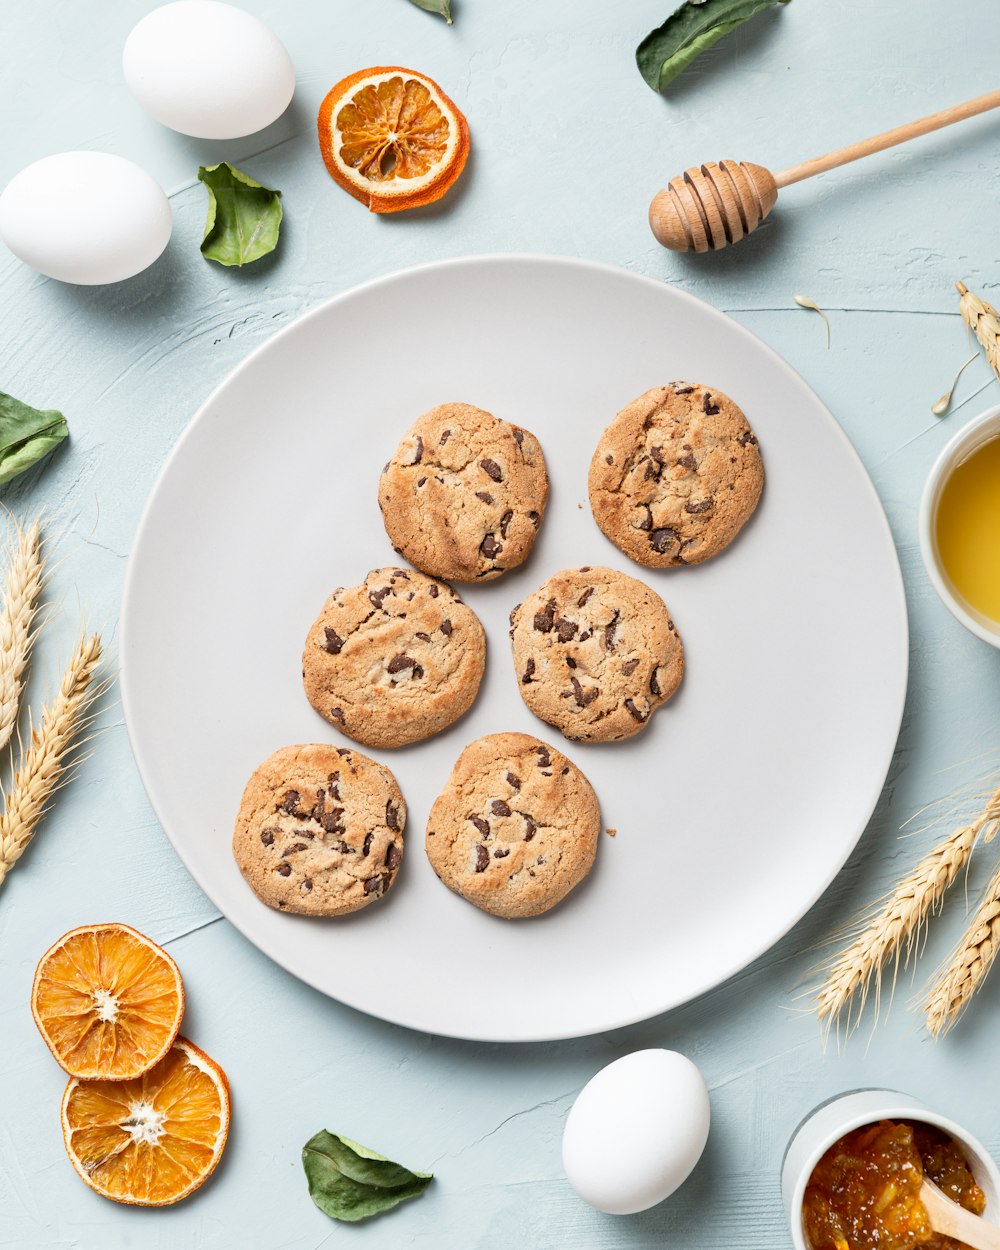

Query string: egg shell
0 152 172 286
562 1048 710 1215
123 1 295 140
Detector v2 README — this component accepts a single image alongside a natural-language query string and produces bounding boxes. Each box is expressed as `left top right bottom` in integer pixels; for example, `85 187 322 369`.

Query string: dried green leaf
0 392 68 485
406 0 453 21
637 0 790 93
198 162 283 268
302 1129 433 1223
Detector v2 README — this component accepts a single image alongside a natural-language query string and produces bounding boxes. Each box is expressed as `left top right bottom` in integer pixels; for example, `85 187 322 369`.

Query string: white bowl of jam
920 403 1000 649
782 1089 1000 1250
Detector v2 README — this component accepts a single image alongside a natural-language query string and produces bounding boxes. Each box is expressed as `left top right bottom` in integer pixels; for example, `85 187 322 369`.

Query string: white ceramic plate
121 256 907 1042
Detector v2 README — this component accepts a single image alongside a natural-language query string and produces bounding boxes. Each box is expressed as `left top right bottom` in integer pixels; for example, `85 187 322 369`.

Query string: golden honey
935 434 1000 624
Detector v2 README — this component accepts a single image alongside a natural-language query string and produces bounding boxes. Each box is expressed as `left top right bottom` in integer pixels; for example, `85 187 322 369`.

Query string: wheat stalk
924 790 1000 1038
0 633 103 888
0 519 43 753
811 786 1000 1039
957 280 1000 383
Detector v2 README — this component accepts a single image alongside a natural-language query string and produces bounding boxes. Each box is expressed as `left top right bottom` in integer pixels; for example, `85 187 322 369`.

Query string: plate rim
120 252 909 1042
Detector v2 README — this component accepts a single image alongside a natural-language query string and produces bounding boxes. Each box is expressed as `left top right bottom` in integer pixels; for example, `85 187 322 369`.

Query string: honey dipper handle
773 87 1000 188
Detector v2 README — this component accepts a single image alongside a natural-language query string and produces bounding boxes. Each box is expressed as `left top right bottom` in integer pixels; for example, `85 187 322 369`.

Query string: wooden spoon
921 1177 1000 1250
649 88 1000 253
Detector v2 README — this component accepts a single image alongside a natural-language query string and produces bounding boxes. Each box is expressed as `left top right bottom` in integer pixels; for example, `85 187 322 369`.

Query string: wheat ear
0 519 43 753
0 633 102 888
957 280 1000 383
811 787 1000 1038
923 788 1000 1038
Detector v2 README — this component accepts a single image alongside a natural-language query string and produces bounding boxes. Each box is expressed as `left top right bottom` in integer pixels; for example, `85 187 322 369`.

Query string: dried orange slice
61 1036 230 1206
31 923 184 1080
318 66 470 213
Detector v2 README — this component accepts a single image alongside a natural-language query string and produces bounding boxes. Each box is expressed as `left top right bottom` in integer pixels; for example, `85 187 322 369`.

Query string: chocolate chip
337 747 352 756
260 829 275 846
523 819 536 842
536 745 551 769
555 617 577 643
625 698 648 723
571 675 599 707
737 429 758 446
412 665 424 680
387 654 416 673
643 458 659 481
276 863 291 877
685 498 713 513
578 629 592 642
386 801 400 831
362 831 373 857
703 393 720 415
650 445 665 464
513 428 524 447
522 658 535 684
605 453 613 464
282 842 308 856
637 505 652 532
281 790 301 814
499 509 513 538
506 771 521 789
364 875 384 896
577 587 594 608
335 840 353 855
622 657 640 675
677 453 698 470
471 816 490 837
311 790 344 834
475 845 490 872
604 618 618 651
369 586 390 608
533 600 556 632
417 476 427 487
428 584 439 598
494 848 510 859
481 533 502 559
413 434 424 464
536 855 547 866
323 627 345 654
301 878 313 892
385 843 401 871
475 490 495 505
579 567 591 573
528 510 540 528
415 631 431 643
672 383 693 394
330 707 345 724
440 429 451 445
440 618 453 636
491 800 511 817
480 458 503 482
566 656 577 669
650 527 680 554
650 668 662 697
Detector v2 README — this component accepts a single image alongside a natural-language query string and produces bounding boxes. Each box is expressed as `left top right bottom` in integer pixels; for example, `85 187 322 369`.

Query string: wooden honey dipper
649 87 1000 252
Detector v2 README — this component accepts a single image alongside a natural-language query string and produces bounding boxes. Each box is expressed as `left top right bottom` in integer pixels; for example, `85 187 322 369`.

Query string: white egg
0 152 172 285
562 1048 710 1215
123 1 295 140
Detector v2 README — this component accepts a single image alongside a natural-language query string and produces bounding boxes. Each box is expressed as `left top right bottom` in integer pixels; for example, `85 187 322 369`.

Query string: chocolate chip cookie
425 732 600 919
378 403 549 582
232 744 405 917
509 565 683 742
302 567 486 748
588 382 764 568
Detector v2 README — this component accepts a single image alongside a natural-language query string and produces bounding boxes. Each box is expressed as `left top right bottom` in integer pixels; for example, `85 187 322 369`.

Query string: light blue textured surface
3 2 1000 1247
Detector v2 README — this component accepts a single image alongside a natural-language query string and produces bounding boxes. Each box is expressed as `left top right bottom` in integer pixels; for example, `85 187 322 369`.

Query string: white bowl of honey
782 1088 1000 1249
920 404 1000 648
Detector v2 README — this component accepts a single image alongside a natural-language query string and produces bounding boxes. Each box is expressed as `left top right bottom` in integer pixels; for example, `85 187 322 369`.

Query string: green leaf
637 0 790 93
198 162 283 268
406 0 452 22
302 1130 433 1223
0 392 68 486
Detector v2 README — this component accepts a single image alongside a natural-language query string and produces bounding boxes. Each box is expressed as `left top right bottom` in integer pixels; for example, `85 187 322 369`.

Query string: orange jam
802 1120 985 1250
